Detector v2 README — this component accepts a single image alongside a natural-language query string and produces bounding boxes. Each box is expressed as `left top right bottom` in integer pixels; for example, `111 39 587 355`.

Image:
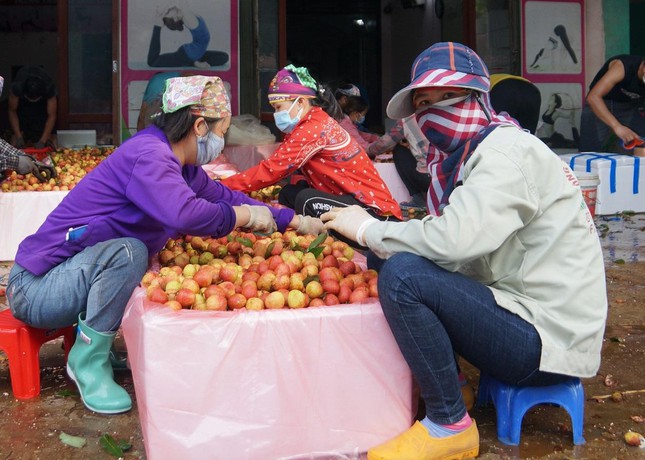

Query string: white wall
584 0 605 90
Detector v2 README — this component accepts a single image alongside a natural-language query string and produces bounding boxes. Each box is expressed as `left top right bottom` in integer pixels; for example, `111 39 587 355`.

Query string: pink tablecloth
122 288 413 460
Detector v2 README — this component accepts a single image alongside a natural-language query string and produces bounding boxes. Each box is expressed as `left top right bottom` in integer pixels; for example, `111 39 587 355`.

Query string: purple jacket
16 126 295 276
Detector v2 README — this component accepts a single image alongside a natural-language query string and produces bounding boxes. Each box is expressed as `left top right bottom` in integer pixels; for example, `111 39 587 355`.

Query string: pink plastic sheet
122 288 413 460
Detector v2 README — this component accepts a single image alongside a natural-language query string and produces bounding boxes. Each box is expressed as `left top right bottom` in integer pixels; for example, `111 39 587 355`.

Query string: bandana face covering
416 92 518 215
416 93 489 153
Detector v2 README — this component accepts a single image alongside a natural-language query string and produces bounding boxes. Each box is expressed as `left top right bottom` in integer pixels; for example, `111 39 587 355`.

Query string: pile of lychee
142 230 379 311
1 146 113 192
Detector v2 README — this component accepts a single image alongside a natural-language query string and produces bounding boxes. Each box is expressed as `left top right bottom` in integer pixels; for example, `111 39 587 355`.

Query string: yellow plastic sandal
367 420 479 460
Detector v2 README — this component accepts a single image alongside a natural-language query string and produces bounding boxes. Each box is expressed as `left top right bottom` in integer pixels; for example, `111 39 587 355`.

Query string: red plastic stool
0 309 76 399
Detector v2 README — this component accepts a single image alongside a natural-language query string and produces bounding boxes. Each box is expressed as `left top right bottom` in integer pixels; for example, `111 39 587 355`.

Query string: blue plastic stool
476 373 586 446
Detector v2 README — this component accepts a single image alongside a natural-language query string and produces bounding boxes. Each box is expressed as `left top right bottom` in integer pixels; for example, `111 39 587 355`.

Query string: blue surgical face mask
273 98 303 133
354 114 365 125
196 131 225 165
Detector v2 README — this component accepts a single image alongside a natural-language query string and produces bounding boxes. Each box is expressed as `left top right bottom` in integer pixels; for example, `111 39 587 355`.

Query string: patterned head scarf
162 75 231 118
268 64 317 104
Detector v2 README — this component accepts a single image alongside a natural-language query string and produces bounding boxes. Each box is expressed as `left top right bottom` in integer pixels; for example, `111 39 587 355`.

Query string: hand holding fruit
16 153 57 183
241 204 277 234
295 215 324 235
320 205 377 246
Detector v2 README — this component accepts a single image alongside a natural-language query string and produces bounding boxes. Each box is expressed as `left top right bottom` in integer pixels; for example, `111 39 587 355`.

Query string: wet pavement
0 213 644 459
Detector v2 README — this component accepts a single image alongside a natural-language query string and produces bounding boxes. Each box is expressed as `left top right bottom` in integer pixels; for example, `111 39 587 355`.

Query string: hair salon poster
522 0 585 150
119 0 238 141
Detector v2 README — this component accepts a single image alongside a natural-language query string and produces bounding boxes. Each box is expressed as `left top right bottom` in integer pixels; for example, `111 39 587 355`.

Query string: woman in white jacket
321 42 607 460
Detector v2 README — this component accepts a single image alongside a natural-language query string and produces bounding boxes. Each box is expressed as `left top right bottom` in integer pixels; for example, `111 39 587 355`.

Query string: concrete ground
0 214 643 460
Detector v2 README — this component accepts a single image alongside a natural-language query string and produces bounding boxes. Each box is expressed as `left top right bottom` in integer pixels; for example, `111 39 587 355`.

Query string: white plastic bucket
577 174 599 217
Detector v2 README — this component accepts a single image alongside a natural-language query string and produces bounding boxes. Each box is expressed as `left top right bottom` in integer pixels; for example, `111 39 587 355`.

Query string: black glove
16 154 57 183
14 137 26 149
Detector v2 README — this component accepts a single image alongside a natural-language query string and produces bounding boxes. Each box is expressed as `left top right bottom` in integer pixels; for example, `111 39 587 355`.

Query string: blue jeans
8 238 148 333
368 252 571 425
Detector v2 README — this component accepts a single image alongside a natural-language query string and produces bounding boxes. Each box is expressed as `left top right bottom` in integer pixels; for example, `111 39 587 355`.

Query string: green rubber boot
110 345 129 371
67 313 132 414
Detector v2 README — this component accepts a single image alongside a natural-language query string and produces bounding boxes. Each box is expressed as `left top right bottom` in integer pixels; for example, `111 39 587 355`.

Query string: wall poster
120 0 239 141
522 0 584 150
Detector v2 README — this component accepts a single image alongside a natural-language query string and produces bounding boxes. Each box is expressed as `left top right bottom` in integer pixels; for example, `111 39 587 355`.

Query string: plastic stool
476 373 586 446
0 309 76 399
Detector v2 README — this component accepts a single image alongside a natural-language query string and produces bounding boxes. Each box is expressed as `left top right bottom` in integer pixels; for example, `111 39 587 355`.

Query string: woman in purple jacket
7 76 322 415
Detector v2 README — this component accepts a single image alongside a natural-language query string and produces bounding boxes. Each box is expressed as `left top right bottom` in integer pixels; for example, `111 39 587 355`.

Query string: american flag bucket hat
386 42 490 119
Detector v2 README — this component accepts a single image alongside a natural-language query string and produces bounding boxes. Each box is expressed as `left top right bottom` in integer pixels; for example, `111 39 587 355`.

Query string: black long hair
310 83 344 122
152 108 220 143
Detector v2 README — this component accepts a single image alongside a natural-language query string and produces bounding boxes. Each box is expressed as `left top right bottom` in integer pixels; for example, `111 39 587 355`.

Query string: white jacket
364 126 607 378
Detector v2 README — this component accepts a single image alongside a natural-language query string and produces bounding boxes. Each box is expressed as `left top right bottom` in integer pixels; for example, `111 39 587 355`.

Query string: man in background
8 65 57 149
580 55 645 156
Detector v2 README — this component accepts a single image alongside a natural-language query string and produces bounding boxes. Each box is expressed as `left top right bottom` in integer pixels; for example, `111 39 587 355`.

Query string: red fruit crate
22 147 53 162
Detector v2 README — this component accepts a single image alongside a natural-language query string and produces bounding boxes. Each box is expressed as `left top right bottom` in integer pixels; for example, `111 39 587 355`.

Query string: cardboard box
558 153 643 215
56 130 96 148
122 288 413 460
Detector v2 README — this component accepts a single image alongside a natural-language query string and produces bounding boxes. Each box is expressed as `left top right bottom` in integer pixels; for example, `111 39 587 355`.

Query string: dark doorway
286 1 383 131
630 0 645 56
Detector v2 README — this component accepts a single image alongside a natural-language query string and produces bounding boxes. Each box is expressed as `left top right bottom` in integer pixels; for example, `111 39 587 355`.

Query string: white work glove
242 204 277 234
320 205 378 246
295 215 324 235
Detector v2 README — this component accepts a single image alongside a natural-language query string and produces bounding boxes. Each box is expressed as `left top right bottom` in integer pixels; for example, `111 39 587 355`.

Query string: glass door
59 0 116 144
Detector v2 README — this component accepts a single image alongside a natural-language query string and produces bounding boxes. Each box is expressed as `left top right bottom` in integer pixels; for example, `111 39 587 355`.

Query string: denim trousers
8 238 148 333
368 252 571 425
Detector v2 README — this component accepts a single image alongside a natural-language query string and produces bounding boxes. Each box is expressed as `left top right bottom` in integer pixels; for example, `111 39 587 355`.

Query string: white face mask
196 131 225 165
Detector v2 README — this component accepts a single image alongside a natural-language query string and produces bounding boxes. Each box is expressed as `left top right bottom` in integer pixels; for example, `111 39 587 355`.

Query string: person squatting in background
321 42 607 460
8 65 57 149
580 54 645 156
0 76 57 181
221 64 402 225
7 75 323 416
338 95 380 151
366 116 431 210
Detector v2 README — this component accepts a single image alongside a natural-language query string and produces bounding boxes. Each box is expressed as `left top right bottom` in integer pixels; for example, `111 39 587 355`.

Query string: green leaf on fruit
236 236 253 248
226 234 234 242
265 241 276 258
59 432 87 448
99 434 132 457
308 246 324 258
307 233 327 251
